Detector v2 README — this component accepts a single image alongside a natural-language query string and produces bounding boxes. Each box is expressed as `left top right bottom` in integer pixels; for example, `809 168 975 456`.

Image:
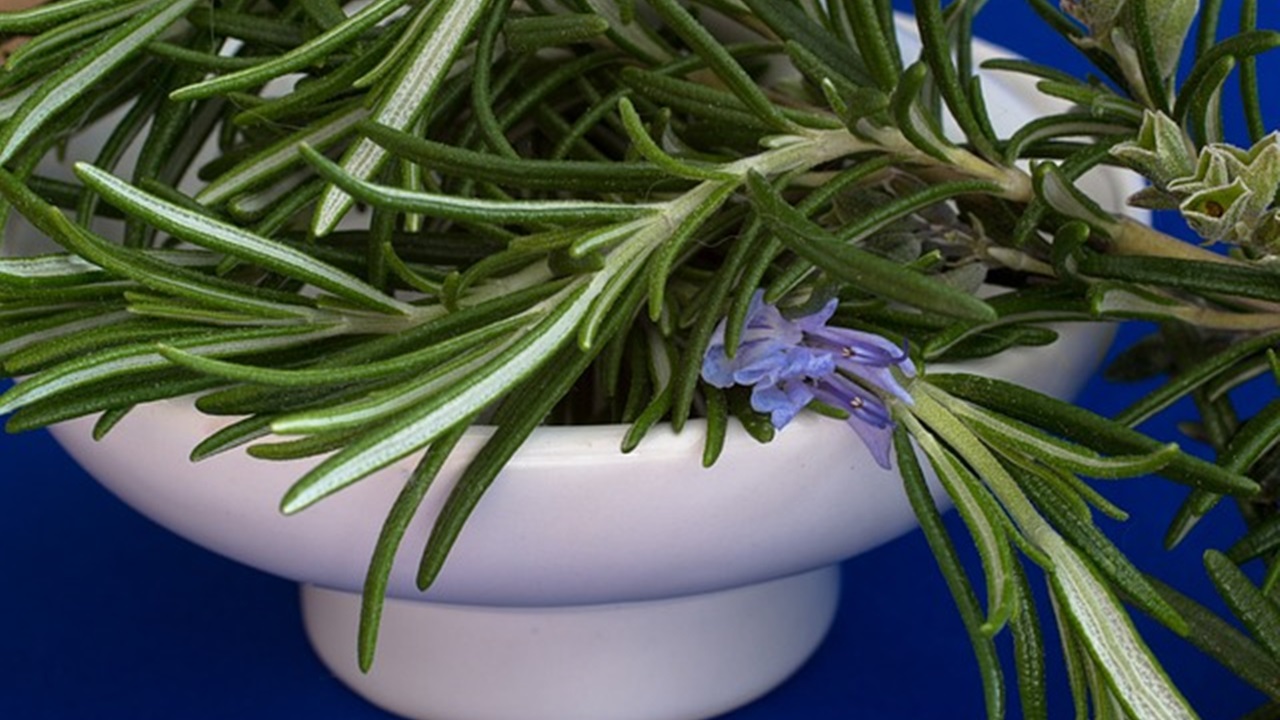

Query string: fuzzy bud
1111 111 1197 186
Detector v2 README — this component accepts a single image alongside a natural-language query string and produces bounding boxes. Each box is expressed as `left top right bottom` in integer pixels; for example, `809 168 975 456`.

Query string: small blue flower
701 291 915 469
701 292 831 390
810 373 897 469
749 378 817 429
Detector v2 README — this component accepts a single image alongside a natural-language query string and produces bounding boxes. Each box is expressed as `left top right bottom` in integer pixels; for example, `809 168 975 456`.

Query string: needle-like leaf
76 162 416 316
0 0 199 165
312 0 498 235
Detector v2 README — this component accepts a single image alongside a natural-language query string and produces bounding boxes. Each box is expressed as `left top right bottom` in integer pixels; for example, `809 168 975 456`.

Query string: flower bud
1061 0 1126 38
1169 134 1280 247
1063 0 1198 82
1111 111 1196 186
1139 0 1198 80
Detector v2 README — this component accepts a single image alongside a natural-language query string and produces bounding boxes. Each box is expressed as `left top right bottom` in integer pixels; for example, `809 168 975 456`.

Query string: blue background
2 2 1279 718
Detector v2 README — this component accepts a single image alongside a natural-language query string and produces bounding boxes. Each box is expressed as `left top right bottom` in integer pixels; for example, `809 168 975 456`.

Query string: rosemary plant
1 0 1279 717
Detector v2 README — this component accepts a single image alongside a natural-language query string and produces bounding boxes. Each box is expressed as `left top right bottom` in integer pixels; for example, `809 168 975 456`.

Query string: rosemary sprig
1 3 1279 717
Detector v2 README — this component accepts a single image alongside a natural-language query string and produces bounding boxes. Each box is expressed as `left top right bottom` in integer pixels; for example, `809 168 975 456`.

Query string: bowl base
301 565 840 720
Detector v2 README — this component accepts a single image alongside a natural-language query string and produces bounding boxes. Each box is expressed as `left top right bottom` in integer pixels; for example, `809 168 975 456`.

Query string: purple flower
810 373 898 469
701 291 915 468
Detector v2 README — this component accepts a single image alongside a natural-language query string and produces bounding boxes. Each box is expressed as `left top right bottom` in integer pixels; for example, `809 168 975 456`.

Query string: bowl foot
300 565 840 720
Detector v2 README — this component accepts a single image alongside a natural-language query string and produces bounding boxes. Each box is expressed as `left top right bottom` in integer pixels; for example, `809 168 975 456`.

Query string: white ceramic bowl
16 21 1142 720
46 324 1117 720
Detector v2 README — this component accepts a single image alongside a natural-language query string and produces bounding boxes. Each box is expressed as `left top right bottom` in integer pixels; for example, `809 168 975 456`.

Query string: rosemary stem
1109 218 1246 266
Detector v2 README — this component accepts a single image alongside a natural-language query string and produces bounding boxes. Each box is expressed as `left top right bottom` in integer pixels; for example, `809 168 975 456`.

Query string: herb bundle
1 1 1279 718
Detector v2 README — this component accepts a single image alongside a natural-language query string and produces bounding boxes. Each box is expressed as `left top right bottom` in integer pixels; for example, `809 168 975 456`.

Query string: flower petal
751 379 815 429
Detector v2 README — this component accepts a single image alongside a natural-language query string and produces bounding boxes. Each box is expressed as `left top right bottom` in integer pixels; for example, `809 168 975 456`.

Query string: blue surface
2 3 1279 719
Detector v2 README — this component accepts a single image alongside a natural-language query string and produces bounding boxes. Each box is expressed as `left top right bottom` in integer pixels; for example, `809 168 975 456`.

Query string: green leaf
269 337 509 436
0 308 131 364
169 0 411 100
668 218 769 431
944 395 1179 479
469 5 524 160
1178 55 1233 146
1048 587 1092 720
0 0 126 33
646 181 737 321
503 13 610 52
299 144 659 225
416 269 650 591
980 57 1087 86
913 421 1020 634
228 28 398 129
615 99 736 182
1121 0 1177 111
1034 80 1147 124
1009 559 1049 720
840 0 900 92
1013 464 1188 635
358 426 467 672
312 0 498 234
701 386 728 467
184 6 307 47
738 0 870 87
91 406 132 440
1167 397 1280 549
1050 536 1197 720
249 430 359 461
0 254 105 289
1205 550 1280 662
648 0 793 133
909 0 999 159
3 314 202 375
4 0 152 72
1229 515 1280 565
889 61 956 163
621 385 672 454
1175 30 1280 123
197 105 369 206
0 324 339 416
145 40 262 72
1034 162 1119 233
746 172 997 322
6 372 220 432
929 373 1260 497
0 0 200 164
299 0 347 30
923 287 1094 360
360 119 693 191
1148 575 1280 700
619 68 834 133
907 388 1057 570
1219 398 1280 476
895 428 1006 720
158 313 528 388
1163 488 1223 550
1003 112 1135 165
1238 1 1267 143
76 162 416 316
0 169 317 320
190 415 274 461
1116 331 1280 427
574 0 670 63
279 282 594 513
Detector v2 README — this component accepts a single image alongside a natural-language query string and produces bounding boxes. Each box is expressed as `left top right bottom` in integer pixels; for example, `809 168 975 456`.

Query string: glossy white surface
303 568 840 720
